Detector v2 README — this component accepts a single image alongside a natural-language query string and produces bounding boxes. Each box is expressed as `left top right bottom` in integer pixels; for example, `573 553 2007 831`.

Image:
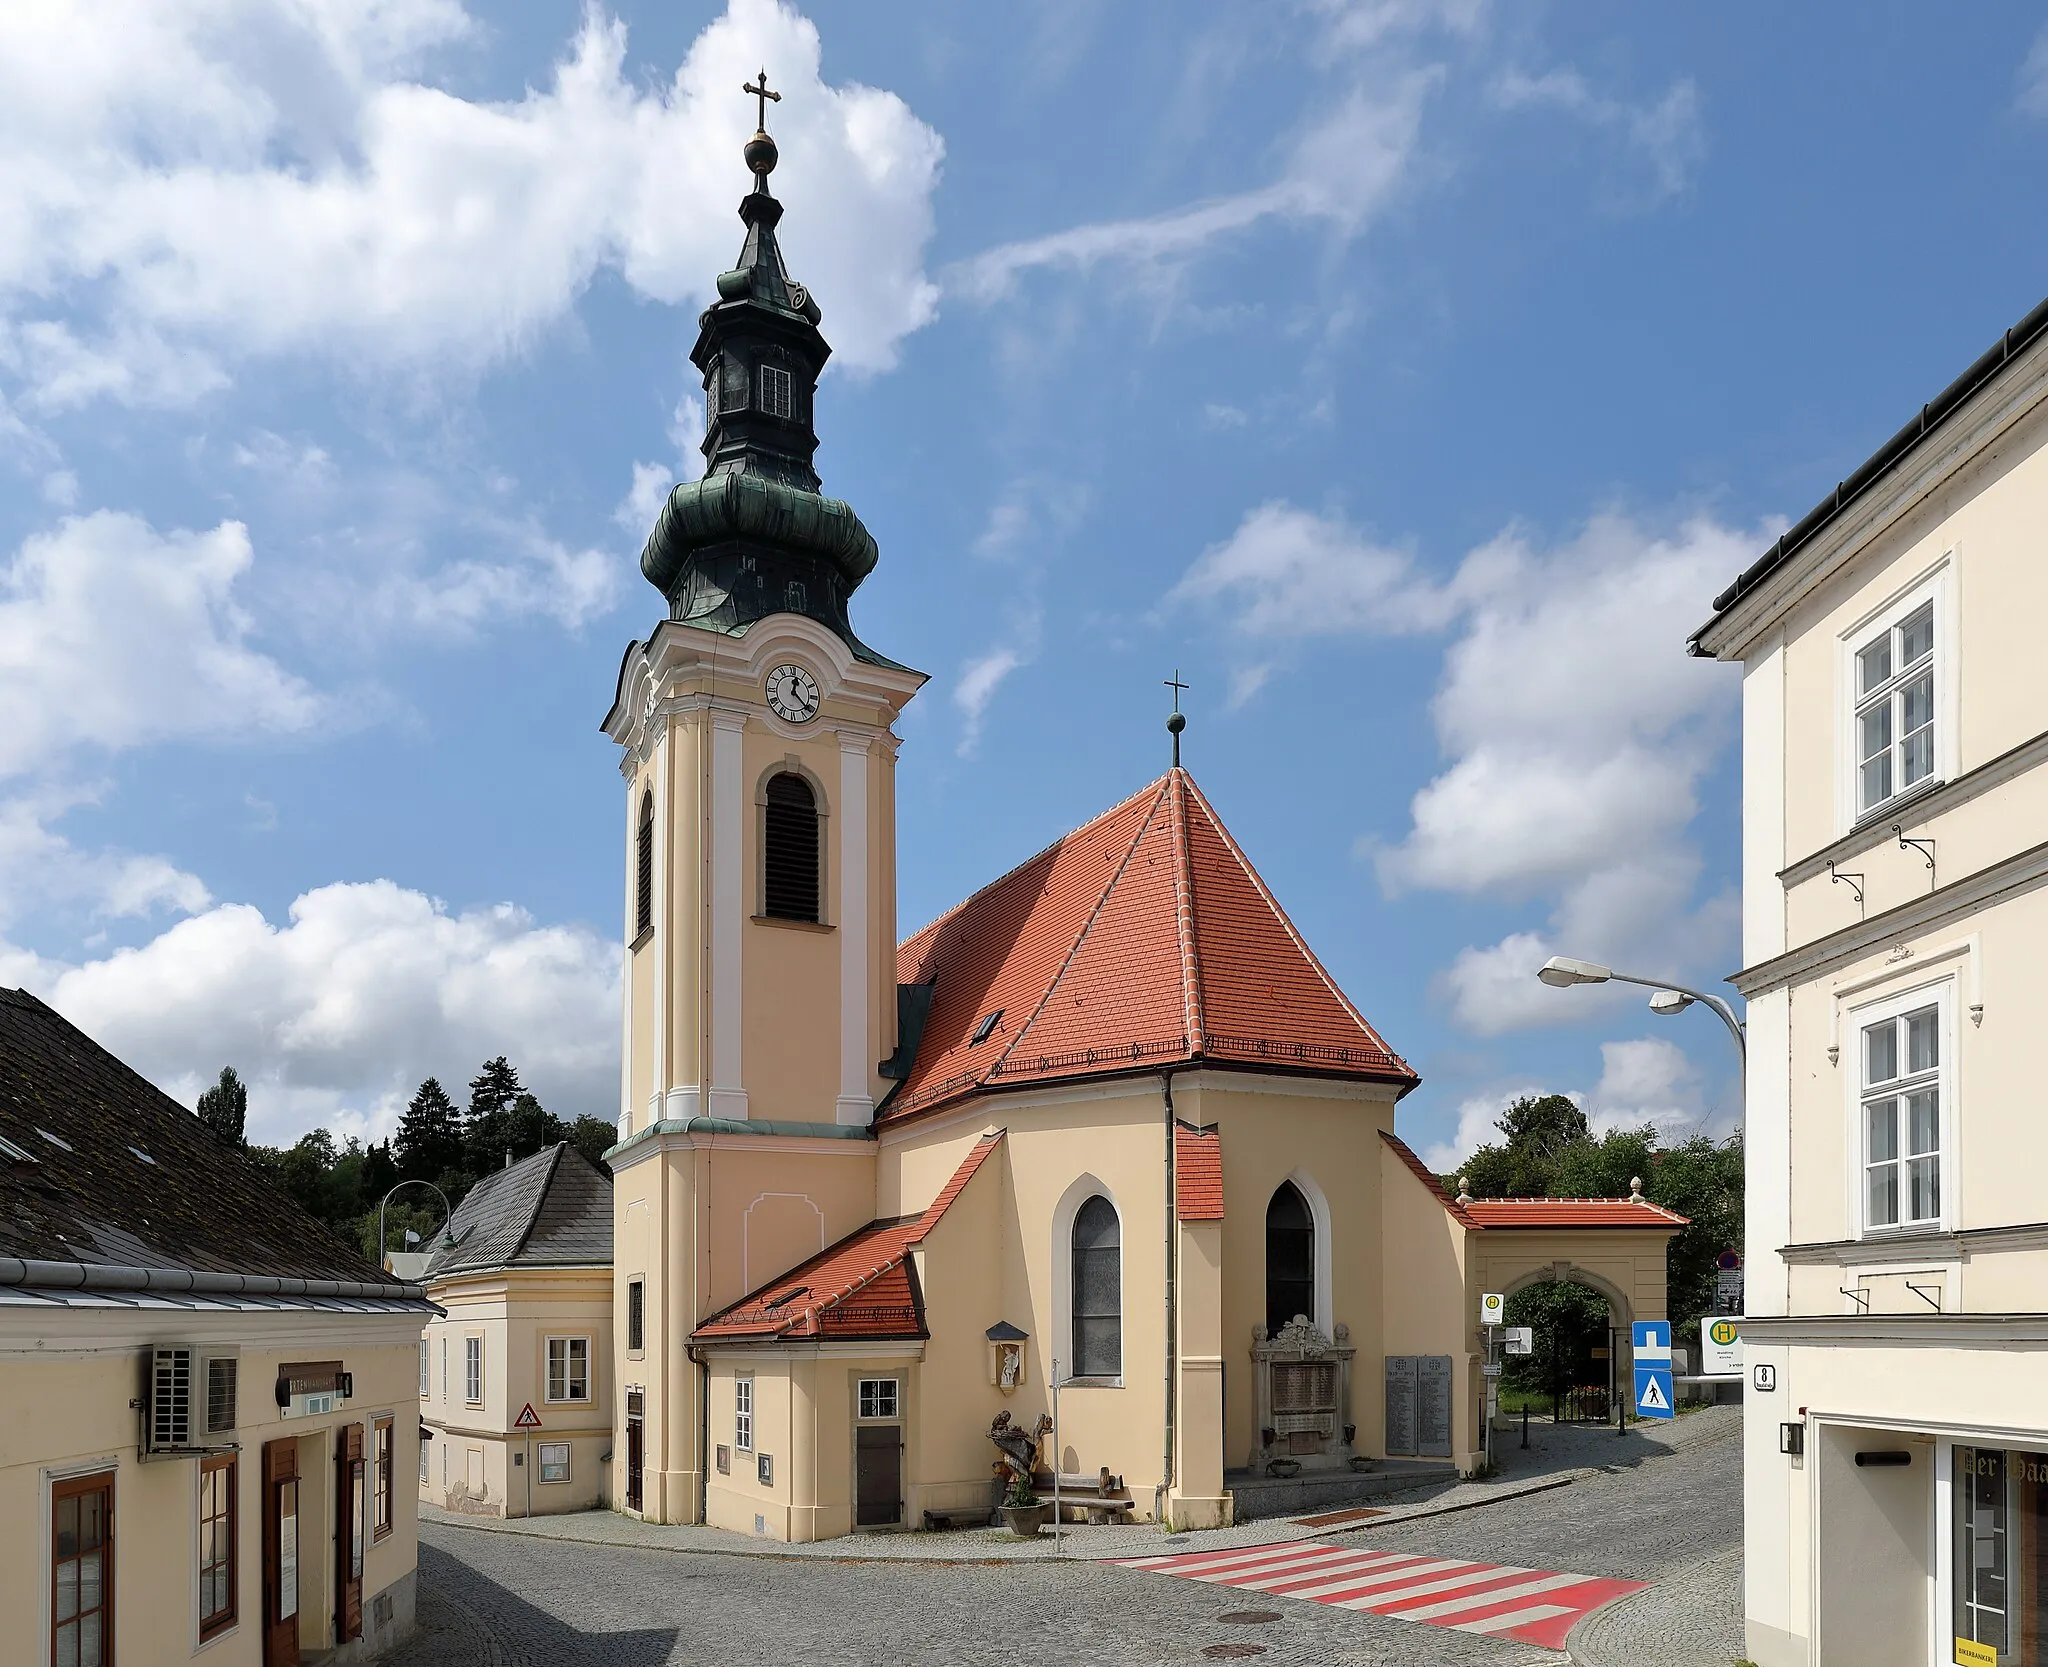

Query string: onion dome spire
636 72 901 668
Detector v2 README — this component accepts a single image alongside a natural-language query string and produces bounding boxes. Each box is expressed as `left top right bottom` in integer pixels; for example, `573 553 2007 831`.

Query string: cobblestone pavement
391 1407 1741 1666
1324 1406 1744 1665
390 1527 1565 1666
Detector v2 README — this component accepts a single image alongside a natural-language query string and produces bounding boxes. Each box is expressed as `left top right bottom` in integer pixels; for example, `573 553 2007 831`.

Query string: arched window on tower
1072 1195 1122 1378
1266 1182 1315 1339
763 772 820 922
635 790 654 941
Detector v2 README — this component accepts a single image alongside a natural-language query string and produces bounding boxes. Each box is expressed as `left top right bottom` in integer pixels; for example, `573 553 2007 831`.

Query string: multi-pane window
760 364 793 419
441 1336 449 1405
373 1416 394 1540
1854 600 1936 815
537 1442 571 1484
1863 1001 1942 1230
53 1473 113 1667
858 1378 898 1420
1072 1194 1123 1379
546 1337 591 1403
420 1441 430 1484
735 1377 754 1452
627 1279 645 1353
198 1454 236 1639
464 1336 483 1405
420 1339 430 1398
1265 1182 1315 1340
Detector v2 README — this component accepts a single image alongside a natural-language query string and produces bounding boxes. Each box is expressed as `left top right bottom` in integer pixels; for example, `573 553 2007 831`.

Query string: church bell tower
598 75 924 1523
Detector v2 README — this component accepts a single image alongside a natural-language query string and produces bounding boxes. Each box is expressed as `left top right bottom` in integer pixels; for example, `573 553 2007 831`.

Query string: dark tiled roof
425 1143 612 1278
0 988 394 1285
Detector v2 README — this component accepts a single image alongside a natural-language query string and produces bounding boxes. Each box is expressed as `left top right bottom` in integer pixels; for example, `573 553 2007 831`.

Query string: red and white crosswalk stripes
1107 1539 1645 1649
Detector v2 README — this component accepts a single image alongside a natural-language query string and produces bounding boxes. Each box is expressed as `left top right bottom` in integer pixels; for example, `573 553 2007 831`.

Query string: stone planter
1001 1502 1051 1536
1265 1458 1303 1479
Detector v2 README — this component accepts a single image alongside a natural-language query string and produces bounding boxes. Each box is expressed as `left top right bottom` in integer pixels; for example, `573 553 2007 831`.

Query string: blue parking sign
1632 1320 1674 1421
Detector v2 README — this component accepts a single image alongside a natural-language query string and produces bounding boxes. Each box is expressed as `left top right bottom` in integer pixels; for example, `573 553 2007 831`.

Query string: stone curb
420 1467 1583 1568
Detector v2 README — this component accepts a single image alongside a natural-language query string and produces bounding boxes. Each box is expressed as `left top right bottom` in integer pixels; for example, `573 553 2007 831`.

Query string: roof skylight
970 1009 1004 1046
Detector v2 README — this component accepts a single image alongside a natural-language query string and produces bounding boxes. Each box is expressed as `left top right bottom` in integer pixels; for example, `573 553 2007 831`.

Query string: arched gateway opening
1501 1268 1635 1423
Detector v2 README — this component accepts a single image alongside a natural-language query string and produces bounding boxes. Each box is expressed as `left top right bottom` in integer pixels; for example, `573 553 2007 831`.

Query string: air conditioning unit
141 1347 239 1458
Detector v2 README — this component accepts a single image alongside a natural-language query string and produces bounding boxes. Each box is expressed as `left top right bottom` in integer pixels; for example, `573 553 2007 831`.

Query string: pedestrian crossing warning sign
514 1402 542 1429
1637 1374 1670 1413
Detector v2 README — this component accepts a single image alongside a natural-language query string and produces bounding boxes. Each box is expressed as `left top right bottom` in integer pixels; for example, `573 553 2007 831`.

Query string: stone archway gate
1455 1189 1687 1423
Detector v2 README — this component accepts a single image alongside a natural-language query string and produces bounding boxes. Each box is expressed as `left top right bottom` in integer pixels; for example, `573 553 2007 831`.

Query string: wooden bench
1034 1467 1137 1524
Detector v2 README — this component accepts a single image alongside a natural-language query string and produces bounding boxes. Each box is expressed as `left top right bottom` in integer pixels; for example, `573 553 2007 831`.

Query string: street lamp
376 1180 457 1277
1536 955 1746 1124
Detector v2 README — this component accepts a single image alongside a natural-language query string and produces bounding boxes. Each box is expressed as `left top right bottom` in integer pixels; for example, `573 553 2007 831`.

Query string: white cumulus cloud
31 880 621 1146
0 0 943 405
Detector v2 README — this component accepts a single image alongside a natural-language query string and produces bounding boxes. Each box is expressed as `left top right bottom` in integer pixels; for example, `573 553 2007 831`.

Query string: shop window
1955 1445 2048 1664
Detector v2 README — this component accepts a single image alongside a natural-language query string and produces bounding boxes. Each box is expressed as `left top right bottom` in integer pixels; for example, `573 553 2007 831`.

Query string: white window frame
420 1440 430 1485
419 1339 429 1399
734 1376 753 1453
440 1336 448 1407
1838 564 1953 830
535 1442 571 1485
544 1336 592 1404
464 1335 484 1406
857 1378 898 1421
1850 979 1952 1238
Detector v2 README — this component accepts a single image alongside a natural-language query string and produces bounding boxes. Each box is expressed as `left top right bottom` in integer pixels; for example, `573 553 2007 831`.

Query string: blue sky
5 1 2047 1164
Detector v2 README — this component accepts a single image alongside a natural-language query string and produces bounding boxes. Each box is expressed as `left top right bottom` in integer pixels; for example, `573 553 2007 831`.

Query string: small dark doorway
624 1389 645 1513
856 1425 902 1526
1265 1182 1315 1339
334 1424 364 1646
261 1438 300 1667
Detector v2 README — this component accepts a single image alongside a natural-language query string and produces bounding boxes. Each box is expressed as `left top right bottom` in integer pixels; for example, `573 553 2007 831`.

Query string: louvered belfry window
635 790 654 940
763 772 820 922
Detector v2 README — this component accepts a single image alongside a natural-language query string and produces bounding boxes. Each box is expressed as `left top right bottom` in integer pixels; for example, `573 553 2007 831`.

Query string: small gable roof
0 988 415 1296
883 770 1416 1125
1460 1198 1688 1231
1175 1124 1224 1221
695 1130 1003 1343
426 1143 612 1279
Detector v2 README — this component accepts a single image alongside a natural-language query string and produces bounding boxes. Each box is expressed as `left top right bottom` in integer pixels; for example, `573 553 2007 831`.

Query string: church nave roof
881 769 1417 1126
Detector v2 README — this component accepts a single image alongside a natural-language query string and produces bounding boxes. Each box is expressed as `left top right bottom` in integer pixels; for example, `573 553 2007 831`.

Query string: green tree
464 1056 524 1172
1454 1094 1588 1198
195 1065 248 1147
394 1078 462 1183
502 1091 567 1163
567 1114 617 1174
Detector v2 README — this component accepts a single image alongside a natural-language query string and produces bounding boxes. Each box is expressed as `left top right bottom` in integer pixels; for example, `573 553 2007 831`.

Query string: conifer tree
195 1066 248 1147
394 1077 462 1182
464 1056 524 1171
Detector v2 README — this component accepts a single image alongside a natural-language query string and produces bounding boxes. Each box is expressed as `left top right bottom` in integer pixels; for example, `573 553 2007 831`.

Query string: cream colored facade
1698 310 2048 1666
419 1266 612 1517
0 1306 422 1665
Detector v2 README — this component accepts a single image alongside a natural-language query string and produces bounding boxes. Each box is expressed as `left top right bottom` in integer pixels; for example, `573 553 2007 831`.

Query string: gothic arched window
1072 1195 1122 1378
763 772 820 922
1265 1181 1315 1339
635 790 654 940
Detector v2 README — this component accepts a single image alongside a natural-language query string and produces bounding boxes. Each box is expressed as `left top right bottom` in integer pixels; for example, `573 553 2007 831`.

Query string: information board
1418 1356 1453 1456
1385 1355 1418 1456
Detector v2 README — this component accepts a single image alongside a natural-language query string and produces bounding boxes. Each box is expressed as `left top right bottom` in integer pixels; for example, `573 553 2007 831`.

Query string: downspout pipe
1156 1070 1179 1526
687 1343 710 1525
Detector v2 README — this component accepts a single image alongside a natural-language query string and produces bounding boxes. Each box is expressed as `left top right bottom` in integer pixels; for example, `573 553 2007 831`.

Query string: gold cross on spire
744 68 781 131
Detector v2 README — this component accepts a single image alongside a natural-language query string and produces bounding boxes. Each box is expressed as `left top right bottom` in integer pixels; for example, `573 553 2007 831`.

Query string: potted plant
1000 1472 1050 1537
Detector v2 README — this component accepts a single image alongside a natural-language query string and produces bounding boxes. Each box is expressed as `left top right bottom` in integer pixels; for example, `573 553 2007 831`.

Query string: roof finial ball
1165 669 1190 769
743 67 781 184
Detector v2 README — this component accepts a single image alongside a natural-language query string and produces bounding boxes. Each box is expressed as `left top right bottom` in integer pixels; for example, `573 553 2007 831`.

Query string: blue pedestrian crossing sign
1632 1320 1675 1420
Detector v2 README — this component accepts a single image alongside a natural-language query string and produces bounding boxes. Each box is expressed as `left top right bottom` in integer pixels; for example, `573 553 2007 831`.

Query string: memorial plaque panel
1418 1355 1453 1456
1384 1355 1418 1456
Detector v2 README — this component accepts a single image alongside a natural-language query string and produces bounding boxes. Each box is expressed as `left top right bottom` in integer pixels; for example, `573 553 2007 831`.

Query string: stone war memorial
576 83 1687 1541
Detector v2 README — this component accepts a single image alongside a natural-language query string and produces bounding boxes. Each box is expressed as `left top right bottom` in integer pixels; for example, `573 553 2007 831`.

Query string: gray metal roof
425 1143 612 1279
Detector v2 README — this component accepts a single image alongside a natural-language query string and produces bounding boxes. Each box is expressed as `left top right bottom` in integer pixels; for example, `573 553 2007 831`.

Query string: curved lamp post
376 1179 457 1277
1535 955 1745 1126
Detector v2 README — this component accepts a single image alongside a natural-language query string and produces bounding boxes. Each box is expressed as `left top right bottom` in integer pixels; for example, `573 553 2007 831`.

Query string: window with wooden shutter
635 791 654 940
763 772 819 922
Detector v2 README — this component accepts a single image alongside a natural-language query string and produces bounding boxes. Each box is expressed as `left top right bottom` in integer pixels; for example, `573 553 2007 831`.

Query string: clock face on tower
765 662 821 724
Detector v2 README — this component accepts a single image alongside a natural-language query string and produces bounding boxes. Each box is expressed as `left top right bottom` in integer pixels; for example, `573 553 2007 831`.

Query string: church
593 90 1681 1540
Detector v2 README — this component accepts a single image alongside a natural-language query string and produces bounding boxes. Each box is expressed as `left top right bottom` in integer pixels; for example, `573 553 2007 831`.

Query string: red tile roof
883 770 1416 1124
692 1132 1004 1342
1460 1198 1689 1230
1379 1130 1476 1228
1174 1124 1224 1221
